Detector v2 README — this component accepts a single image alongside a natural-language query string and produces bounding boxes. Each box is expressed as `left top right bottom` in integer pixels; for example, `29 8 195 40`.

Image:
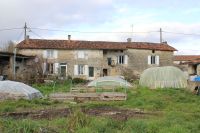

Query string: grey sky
0 0 200 54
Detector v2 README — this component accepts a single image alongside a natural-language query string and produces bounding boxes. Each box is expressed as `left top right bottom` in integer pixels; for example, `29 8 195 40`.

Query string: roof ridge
16 39 177 51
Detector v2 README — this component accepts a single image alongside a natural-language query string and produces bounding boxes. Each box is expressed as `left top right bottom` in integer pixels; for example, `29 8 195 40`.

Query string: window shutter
74 51 77 59
84 65 88 76
43 50 47 58
117 56 119 64
156 55 159 65
78 50 85 59
124 55 128 65
43 62 46 74
54 63 59 74
54 50 58 59
85 51 88 59
74 65 78 75
148 55 151 65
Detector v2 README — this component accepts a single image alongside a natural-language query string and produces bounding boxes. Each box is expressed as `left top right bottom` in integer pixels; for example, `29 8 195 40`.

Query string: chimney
25 35 29 44
127 38 132 42
68 35 71 42
162 41 168 44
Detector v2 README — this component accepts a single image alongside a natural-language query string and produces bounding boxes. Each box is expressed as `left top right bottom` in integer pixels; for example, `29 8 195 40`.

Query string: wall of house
126 49 174 74
18 49 104 79
188 65 196 75
62 50 103 79
102 50 128 76
18 49 43 57
18 48 174 79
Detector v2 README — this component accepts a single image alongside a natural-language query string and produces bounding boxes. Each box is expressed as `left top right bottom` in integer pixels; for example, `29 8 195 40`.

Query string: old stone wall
18 48 174 79
126 49 173 74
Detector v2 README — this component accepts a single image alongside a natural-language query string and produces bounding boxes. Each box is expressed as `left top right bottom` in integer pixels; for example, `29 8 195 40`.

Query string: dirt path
0 107 160 121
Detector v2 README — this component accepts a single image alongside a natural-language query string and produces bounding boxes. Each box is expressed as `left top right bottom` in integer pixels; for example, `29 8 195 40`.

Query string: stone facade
127 49 173 73
18 48 174 80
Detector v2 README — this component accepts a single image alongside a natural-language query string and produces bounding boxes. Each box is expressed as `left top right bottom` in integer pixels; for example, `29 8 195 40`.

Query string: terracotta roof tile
174 55 200 61
16 39 177 51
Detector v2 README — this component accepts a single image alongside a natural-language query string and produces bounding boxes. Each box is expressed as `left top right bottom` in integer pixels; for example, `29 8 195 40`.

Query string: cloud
0 0 200 55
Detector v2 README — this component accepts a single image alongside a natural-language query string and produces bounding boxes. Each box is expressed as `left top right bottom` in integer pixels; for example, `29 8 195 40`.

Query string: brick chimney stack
68 35 71 43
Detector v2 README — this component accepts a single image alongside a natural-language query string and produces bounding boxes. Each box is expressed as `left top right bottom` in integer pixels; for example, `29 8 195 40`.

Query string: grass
1 81 200 132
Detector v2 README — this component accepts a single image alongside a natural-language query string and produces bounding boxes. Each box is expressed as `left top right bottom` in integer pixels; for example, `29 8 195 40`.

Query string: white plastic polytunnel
139 66 187 89
0 81 43 100
87 76 133 87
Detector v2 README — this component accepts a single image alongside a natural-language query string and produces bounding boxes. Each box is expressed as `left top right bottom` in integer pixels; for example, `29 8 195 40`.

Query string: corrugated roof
16 39 177 51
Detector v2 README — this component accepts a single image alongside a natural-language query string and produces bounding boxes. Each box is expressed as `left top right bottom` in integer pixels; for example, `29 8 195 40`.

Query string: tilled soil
0 107 159 121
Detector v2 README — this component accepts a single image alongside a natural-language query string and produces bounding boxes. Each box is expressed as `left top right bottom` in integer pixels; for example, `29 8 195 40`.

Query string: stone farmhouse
16 36 176 80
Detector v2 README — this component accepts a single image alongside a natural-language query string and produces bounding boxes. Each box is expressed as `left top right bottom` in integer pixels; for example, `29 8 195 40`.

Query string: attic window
152 50 155 53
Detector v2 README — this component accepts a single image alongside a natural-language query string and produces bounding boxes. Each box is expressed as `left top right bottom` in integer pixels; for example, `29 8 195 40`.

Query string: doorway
103 69 108 76
60 63 67 77
89 67 94 77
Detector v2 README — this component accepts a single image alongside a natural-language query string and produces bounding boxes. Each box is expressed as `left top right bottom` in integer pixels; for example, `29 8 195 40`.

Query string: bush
121 68 140 82
72 78 87 84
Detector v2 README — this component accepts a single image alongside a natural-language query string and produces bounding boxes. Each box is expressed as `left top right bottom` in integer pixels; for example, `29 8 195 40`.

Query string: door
103 69 108 76
60 63 67 77
89 67 94 77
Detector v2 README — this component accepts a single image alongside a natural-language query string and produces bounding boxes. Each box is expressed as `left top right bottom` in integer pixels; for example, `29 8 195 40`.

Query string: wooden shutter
54 63 59 74
84 65 88 76
156 55 160 65
54 50 58 59
124 55 128 65
148 55 151 65
74 65 78 75
43 62 46 74
117 56 119 64
43 50 47 58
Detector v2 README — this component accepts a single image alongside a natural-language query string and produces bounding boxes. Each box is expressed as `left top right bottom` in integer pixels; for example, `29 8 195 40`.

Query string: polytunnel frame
93 79 128 94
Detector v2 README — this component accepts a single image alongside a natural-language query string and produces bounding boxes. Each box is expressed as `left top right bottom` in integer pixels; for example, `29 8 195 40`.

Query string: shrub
121 68 140 82
72 78 87 84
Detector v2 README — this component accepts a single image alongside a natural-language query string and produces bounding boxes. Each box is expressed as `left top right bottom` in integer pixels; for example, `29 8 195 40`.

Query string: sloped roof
17 39 177 51
174 55 200 61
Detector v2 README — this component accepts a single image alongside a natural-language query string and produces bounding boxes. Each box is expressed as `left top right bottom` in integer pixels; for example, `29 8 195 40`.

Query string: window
148 55 159 65
89 67 94 77
118 55 124 64
103 50 107 54
47 63 54 74
107 58 112 65
60 63 67 77
47 50 54 58
78 50 85 59
78 65 84 75
151 56 156 64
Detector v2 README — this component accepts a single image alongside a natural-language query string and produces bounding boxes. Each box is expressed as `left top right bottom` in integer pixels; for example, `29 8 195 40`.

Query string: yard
0 80 200 133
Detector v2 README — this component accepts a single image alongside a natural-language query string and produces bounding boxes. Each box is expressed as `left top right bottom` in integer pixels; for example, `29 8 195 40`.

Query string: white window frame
46 63 54 74
118 55 125 64
77 50 85 59
46 50 54 58
78 65 84 75
148 55 159 65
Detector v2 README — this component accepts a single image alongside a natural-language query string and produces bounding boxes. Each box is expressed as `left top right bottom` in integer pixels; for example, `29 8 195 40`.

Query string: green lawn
1 81 200 133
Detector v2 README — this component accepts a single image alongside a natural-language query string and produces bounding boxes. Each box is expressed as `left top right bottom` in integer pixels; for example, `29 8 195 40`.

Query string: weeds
67 107 90 132
1 82 200 132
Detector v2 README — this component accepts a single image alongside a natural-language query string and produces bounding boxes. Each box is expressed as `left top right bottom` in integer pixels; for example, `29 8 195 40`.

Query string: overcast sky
0 0 200 55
